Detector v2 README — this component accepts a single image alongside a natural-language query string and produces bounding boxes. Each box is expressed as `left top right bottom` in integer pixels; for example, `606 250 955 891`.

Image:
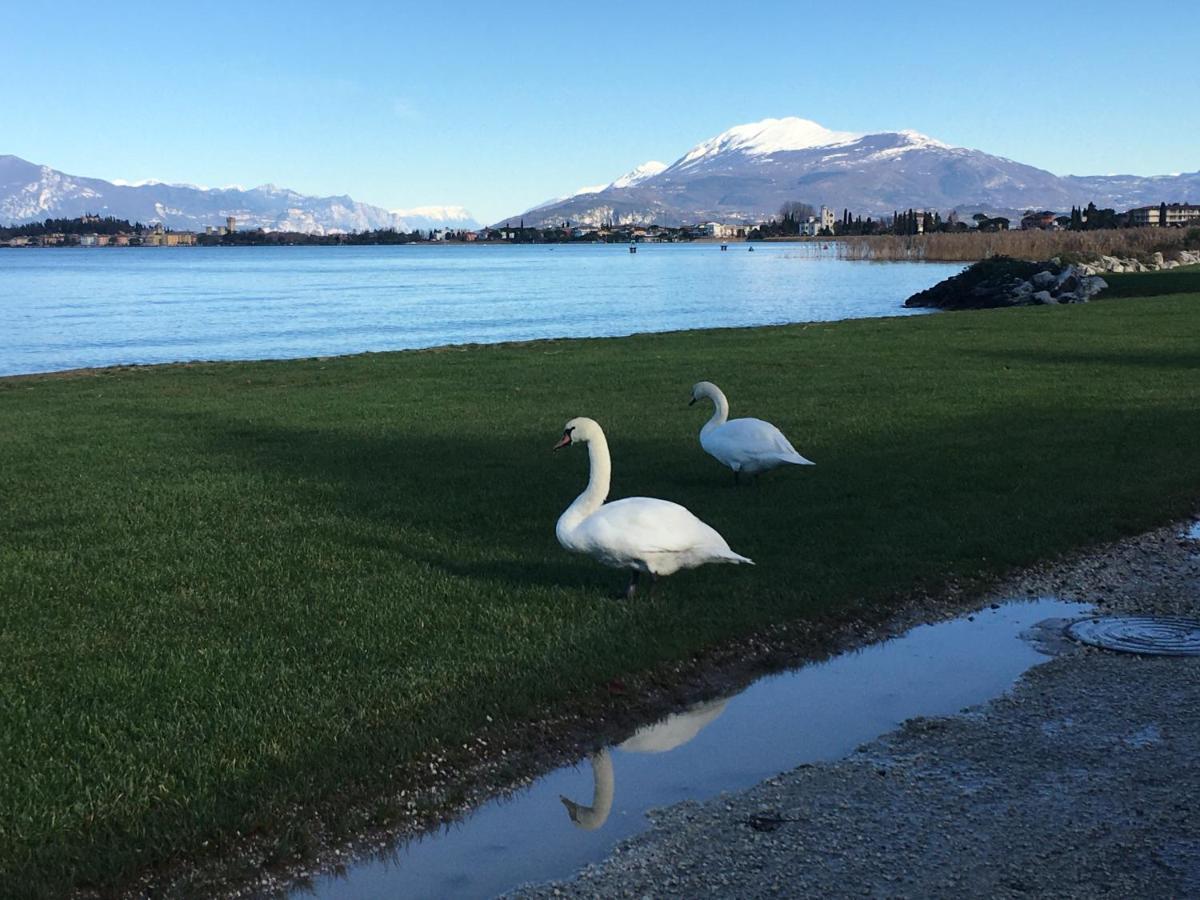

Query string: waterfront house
1127 203 1200 227
1020 210 1058 230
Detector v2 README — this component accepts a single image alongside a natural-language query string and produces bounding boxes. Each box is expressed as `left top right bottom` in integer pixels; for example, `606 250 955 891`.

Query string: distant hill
511 117 1200 227
0 155 480 234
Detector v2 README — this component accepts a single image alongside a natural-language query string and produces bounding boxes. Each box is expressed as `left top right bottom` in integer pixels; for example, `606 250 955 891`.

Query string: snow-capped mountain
673 118 863 167
607 160 667 189
0 155 480 233
389 205 479 231
514 117 1199 226
519 161 668 218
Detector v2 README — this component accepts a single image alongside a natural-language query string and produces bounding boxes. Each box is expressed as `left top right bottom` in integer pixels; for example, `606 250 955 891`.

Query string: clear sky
3 0 1196 223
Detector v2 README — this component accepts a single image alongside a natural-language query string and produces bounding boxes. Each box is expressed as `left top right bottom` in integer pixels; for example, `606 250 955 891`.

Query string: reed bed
833 227 1198 262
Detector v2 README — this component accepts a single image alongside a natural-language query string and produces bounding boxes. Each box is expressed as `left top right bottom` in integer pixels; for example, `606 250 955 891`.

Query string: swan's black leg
646 572 658 595
733 469 741 486
622 570 640 600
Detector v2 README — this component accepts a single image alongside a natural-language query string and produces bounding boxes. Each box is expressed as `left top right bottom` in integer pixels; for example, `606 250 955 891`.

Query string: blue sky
3 1 1196 223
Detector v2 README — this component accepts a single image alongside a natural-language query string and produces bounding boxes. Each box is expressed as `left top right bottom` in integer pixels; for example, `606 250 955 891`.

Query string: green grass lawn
2 267 1199 894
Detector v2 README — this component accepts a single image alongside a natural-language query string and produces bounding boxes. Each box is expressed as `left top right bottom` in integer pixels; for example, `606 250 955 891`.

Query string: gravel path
516 519 1200 898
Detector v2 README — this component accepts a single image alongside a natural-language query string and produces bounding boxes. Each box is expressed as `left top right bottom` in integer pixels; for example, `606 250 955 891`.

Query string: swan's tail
781 451 815 466
723 551 755 565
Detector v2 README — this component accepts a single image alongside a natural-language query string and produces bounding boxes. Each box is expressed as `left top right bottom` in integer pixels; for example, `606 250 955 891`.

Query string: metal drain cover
1066 616 1200 656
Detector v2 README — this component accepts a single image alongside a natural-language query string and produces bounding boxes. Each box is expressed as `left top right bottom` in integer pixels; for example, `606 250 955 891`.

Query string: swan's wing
576 497 730 555
725 418 801 455
704 417 811 465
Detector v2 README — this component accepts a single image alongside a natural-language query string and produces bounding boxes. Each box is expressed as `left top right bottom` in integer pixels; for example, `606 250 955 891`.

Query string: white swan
554 417 753 598
561 698 729 830
690 381 814 482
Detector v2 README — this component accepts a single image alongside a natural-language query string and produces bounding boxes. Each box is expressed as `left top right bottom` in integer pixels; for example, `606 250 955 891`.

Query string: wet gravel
514 518 1200 898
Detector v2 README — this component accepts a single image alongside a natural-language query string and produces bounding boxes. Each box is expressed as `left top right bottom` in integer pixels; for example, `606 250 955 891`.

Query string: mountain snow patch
675 117 863 168
609 161 667 189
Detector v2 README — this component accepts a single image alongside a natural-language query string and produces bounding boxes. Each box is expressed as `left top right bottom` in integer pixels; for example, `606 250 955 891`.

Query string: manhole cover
1066 616 1200 656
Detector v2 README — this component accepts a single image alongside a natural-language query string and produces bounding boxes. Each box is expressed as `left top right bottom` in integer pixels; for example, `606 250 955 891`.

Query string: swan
554 417 753 598
561 698 729 830
689 381 814 482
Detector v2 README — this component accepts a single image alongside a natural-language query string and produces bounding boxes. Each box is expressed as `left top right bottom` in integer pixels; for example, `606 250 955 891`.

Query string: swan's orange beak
553 431 572 451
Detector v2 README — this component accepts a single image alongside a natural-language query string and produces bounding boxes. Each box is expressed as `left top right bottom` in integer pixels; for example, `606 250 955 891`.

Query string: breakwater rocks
904 256 1107 310
906 248 1200 310
1077 248 1200 275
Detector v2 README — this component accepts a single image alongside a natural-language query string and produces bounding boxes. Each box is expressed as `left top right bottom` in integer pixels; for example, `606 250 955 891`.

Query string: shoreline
2 311 939 385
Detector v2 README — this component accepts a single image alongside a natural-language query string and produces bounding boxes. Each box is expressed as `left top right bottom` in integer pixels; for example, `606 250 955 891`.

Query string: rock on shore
904 255 1108 310
906 248 1200 310
1077 248 1200 275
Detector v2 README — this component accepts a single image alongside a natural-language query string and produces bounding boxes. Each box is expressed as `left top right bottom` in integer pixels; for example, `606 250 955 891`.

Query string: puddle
298 598 1090 899
1185 521 1200 542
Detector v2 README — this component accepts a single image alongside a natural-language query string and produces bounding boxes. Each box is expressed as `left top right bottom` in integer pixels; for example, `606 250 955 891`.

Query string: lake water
0 244 963 378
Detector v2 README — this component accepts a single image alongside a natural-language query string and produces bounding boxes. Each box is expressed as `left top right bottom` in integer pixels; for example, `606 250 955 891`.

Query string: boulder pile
1077 248 1200 275
904 256 1108 310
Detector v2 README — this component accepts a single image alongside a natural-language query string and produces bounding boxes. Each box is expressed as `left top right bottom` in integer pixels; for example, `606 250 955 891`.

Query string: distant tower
226 216 237 234
820 206 835 232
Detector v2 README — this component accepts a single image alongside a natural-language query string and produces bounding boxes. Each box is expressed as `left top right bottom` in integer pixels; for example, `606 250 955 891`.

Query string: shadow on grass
155 385 1200 606
965 347 1200 370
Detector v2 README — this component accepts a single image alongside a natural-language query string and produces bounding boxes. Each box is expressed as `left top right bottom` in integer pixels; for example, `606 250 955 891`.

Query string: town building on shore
700 222 739 238
1127 203 1200 227
1020 210 1059 230
142 224 197 246
798 207 837 236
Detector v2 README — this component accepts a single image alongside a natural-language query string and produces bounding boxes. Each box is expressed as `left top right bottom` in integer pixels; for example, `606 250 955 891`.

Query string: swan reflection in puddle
560 697 729 830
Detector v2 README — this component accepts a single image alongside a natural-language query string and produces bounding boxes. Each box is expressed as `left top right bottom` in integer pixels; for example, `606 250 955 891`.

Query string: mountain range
7 120 1196 235
0 155 480 233
512 118 1200 227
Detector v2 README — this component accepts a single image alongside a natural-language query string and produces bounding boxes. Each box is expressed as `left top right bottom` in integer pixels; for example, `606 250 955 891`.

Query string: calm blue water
0 244 963 377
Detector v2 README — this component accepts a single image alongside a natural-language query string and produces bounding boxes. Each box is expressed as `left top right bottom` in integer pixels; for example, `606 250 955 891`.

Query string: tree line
0 216 141 238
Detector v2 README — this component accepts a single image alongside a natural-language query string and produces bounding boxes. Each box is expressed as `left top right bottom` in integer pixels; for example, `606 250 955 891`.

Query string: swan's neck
558 432 612 536
562 750 614 830
702 387 730 433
